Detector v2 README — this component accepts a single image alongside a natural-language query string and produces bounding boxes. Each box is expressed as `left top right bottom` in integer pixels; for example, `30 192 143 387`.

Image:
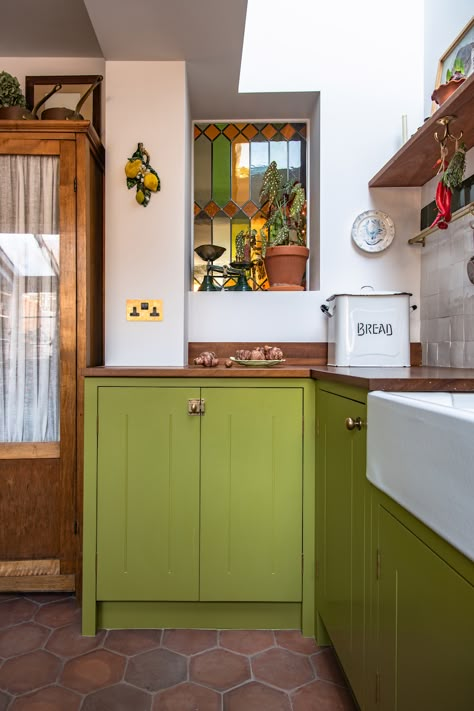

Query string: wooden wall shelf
369 73 474 188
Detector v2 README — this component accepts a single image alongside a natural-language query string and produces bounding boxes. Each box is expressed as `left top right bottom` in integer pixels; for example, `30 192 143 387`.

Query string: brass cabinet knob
345 416 362 431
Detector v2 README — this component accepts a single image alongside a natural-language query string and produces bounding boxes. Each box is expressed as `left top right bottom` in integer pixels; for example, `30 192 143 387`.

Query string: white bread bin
321 290 414 367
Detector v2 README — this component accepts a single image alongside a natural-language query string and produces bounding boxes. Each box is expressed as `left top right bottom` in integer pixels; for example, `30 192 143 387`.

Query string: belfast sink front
367 391 474 561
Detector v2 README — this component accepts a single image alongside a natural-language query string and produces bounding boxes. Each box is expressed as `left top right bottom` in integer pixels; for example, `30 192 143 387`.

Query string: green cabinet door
316 388 367 704
200 387 303 601
96 387 200 600
375 505 474 711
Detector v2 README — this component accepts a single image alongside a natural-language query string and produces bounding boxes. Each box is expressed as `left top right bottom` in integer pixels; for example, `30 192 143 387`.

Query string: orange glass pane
194 125 202 139
204 201 220 218
242 201 258 217
231 135 250 206
223 201 239 217
262 124 277 140
242 124 258 140
223 124 239 140
204 124 221 141
281 123 296 140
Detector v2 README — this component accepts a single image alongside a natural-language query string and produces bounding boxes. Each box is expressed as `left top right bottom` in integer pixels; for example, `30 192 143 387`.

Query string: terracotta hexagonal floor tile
0 691 10 711
34 598 80 629
312 648 347 686
0 650 61 694
0 598 37 628
26 593 73 605
224 681 291 711
252 647 314 690
81 683 152 711
9 685 81 710
291 679 357 711
219 630 274 655
162 629 217 655
275 630 321 655
125 648 187 692
0 622 49 658
104 628 162 655
190 648 250 691
60 649 125 693
152 682 221 711
46 620 106 658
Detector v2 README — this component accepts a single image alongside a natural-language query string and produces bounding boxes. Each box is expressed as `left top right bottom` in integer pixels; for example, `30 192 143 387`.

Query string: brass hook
434 115 463 146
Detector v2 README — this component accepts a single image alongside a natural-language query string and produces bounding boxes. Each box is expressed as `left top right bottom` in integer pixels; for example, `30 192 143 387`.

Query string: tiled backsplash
420 209 474 367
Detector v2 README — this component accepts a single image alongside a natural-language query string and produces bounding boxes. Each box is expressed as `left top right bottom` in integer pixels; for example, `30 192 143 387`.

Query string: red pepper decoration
430 179 452 230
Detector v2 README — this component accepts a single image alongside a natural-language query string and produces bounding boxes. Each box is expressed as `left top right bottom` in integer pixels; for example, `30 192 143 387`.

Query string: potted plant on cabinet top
0 71 29 119
259 160 309 291
431 58 466 106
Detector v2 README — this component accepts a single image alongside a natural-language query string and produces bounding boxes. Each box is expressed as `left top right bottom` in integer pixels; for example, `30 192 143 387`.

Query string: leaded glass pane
212 134 230 207
193 121 307 290
194 135 212 208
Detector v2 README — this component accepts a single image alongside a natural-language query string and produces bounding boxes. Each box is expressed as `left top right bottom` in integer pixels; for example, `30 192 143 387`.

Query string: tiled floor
0 594 357 710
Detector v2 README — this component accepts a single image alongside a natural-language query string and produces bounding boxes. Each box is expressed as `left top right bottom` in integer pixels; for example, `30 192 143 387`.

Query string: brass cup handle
345 416 362 431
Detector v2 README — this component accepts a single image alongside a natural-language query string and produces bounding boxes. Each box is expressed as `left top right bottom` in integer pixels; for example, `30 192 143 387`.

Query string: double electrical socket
126 299 163 321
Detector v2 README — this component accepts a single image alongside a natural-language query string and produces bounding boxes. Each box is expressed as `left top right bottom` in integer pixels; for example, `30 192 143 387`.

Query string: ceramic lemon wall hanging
124 143 161 207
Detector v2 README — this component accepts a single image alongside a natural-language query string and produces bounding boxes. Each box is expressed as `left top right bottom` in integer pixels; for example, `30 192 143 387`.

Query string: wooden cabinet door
375 505 474 711
96 387 200 600
0 137 77 582
199 387 303 601
316 389 367 702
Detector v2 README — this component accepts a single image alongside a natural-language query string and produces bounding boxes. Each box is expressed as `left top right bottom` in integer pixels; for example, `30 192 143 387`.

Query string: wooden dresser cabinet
0 121 104 593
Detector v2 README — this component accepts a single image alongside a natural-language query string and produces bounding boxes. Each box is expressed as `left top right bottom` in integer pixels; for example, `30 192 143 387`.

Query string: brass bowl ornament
124 143 161 207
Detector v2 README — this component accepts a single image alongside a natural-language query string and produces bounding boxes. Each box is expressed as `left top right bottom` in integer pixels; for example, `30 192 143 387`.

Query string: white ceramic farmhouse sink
367 391 474 561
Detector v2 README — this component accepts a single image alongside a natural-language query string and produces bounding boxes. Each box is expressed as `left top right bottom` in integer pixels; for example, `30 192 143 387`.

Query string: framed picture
25 75 102 135
435 17 474 88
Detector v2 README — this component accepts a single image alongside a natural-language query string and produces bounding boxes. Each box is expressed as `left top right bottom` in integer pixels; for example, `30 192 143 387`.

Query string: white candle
402 114 408 144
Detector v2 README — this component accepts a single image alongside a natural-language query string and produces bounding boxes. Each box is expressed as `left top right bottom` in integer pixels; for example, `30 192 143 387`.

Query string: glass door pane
0 155 59 443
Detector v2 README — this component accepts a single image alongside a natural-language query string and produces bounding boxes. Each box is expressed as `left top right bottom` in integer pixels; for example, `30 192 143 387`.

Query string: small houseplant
0 71 29 119
431 58 466 106
259 160 309 290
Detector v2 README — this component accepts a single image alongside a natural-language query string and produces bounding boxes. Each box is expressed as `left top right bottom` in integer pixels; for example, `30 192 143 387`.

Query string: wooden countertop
83 364 474 390
309 365 474 391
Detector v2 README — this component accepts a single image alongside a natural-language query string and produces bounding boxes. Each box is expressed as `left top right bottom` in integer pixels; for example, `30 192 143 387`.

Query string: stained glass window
193 122 307 290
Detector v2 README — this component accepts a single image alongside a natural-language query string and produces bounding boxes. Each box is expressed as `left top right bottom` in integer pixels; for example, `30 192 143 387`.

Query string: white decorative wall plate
351 210 395 252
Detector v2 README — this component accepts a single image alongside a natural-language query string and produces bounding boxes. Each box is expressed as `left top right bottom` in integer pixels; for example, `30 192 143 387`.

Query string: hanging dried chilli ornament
430 140 466 230
124 143 161 207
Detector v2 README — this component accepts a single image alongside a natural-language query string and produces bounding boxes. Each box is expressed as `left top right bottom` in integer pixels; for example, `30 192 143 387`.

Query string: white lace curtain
0 155 60 442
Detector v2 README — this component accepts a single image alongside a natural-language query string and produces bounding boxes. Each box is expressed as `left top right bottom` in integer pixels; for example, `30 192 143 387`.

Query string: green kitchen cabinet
370 493 474 711
83 377 315 635
200 387 302 602
315 381 368 706
95 387 201 601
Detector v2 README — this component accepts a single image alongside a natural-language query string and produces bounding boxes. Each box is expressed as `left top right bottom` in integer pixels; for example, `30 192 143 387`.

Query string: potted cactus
259 161 309 291
0 71 29 119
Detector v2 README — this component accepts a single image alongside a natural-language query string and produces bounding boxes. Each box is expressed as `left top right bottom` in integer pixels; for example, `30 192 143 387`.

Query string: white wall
188 0 424 344
104 61 189 365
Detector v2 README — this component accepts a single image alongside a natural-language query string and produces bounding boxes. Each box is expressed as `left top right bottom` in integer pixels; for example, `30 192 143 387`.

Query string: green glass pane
216 123 227 130
196 123 208 132
250 139 269 206
194 135 211 207
231 210 250 262
212 211 231 266
231 135 250 208
212 135 231 207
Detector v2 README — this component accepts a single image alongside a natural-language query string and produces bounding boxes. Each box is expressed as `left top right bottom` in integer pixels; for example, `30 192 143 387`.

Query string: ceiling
0 0 317 119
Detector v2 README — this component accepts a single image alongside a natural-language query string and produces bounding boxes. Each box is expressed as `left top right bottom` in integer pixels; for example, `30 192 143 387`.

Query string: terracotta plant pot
264 245 309 291
0 106 31 119
431 77 465 106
